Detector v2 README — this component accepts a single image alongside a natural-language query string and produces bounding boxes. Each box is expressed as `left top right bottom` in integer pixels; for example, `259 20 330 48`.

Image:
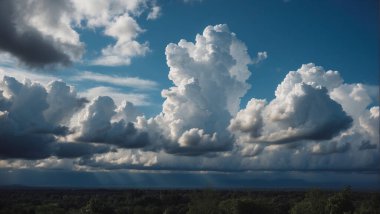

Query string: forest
0 186 379 214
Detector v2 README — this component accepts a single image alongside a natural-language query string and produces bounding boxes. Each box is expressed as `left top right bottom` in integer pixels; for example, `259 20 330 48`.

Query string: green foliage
81 198 115 214
290 189 328 214
219 198 277 214
0 187 377 214
354 195 380 214
35 203 65 214
187 190 221 214
326 186 355 214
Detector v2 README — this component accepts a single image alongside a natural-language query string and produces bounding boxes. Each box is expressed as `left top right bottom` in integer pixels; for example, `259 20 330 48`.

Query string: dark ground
0 186 379 214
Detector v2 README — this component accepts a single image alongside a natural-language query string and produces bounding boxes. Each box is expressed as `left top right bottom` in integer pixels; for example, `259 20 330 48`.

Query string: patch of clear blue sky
75 0 379 116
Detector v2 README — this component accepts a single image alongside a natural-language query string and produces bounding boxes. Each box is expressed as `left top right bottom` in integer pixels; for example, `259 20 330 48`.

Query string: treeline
0 187 378 214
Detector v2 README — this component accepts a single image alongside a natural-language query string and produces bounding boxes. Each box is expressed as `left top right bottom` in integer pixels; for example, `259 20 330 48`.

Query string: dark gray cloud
53 143 111 159
359 140 377 151
310 141 351 155
0 133 54 159
0 76 103 159
76 96 150 148
0 0 71 67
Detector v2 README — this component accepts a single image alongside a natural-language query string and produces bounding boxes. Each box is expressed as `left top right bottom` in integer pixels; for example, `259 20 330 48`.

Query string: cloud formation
0 0 159 68
0 76 106 159
73 71 158 90
230 76 352 145
141 24 252 155
79 86 152 106
73 96 149 148
0 25 378 173
0 0 76 67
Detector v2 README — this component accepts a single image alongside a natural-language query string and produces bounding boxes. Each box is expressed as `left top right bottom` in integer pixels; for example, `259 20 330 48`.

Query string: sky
0 0 379 189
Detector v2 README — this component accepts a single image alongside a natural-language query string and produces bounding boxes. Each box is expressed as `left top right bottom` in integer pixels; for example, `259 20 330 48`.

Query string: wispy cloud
73 71 158 90
79 86 152 106
0 66 58 85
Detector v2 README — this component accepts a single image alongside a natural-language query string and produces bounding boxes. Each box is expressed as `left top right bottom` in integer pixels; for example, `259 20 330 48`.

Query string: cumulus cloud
0 76 107 159
91 14 150 66
73 96 149 148
44 81 88 125
141 24 252 155
0 0 159 68
230 65 352 145
230 63 378 172
330 83 379 118
0 24 378 173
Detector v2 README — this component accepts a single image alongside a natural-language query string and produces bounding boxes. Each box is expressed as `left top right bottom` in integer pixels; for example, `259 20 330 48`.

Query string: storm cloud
0 0 77 67
0 0 161 68
0 76 106 159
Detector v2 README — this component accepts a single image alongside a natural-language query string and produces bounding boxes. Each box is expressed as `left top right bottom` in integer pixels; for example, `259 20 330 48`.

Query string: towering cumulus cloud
144 24 252 155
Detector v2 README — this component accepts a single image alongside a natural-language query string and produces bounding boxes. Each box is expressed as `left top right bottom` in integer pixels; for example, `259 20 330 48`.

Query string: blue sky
73 0 380 115
0 0 379 188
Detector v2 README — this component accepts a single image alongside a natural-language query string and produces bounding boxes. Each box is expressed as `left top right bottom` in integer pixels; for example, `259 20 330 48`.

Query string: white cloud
83 5 151 66
0 23 378 173
73 71 158 90
330 83 379 118
147 5 161 20
0 67 58 86
228 63 378 172
230 64 352 145
44 80 87 125
253 51 268 64
141 24 252 155
80 86 151 106
114 100 142 123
